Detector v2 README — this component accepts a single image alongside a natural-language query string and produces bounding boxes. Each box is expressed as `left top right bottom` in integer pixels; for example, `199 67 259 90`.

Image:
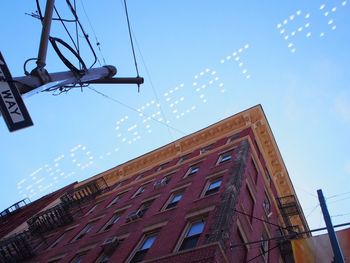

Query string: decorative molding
77 105 297 207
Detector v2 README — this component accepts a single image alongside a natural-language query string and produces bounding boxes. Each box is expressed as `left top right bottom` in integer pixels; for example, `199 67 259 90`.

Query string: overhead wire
233 209 296 233
88 86 187 136
118 0 173 140
326 190 350 200
305 204 320 218
79 0 106 66
247 244 280 263
122 0 140 78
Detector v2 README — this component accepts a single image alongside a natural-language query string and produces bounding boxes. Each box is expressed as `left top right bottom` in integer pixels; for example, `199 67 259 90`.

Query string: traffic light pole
317 189 345 263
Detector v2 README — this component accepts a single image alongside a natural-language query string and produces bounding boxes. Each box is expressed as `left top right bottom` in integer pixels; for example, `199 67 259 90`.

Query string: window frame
133 186 145 198
49 232 67 249
100 213 121 232
217 151 233 164
164 192 183 210
263 192 272 216
260 232 269 262
128 232 158 263
177 219 206 252
203 178 222 197
184 165 200 178
70 252 88 263
72 223 94 242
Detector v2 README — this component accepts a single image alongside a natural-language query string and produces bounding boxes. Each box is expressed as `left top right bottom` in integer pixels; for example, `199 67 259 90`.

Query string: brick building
0 105 308 263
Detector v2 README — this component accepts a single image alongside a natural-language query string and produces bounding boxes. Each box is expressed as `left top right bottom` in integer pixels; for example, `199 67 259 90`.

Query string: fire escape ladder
0 231 33 262
27 203 73 235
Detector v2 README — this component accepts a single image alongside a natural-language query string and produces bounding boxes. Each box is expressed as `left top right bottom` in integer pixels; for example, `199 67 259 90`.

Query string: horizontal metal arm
86 77 144 85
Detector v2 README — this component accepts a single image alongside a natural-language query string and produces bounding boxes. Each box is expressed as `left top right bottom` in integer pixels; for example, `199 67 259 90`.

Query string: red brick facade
0 106 307 263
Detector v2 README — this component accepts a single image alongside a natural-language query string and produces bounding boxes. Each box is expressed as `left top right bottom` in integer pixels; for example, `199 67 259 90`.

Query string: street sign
0 52 33 132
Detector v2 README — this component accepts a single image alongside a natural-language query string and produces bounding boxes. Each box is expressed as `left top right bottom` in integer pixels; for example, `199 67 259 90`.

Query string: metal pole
317 189 345 263
36 0 55 68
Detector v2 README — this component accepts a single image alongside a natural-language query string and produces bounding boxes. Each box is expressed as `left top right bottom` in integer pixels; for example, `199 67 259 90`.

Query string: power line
88 86 186 136
129 23 174 141
327 191 350 200
231 222 350 250
79 0 106 65
247 243 280 263
305 204 320 218
123 0 139 78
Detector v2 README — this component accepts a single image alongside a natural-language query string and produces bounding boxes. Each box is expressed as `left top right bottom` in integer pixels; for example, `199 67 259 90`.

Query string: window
101 214 121 232
133 186 146 198
157 162 169 171
154 176 170 189
139 200 153 214
107 194 122 208
126 200 154 222
200 144 214 154
179 220 205 251
71 253 87 263
263 192 272 216
217 151 232 164
246 186 255 223
85 204 98 216
49 232 66 249
129 233 157 263
178 154 191 164
72 223 94 242
95 253 110 263
113 182 122 190
260 233 269 262
204 178 222 196
185 166 199 177
250 158 258 184
165 192 183 210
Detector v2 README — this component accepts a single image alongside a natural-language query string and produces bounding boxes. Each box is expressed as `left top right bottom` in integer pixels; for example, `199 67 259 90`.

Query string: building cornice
77 105 297 202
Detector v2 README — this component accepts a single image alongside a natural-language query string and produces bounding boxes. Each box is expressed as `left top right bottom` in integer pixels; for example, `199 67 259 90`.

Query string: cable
79 0 106 65
233 209 295 233
23 58 37 75
295 185 318 199
65 0 98 69
305 204 320 218
131 31 174 140
247 244 280 263
88 86 187 136
53 6 79 51
74 0 81 70
327 191 350 200
231 222 350 250
123 0 140 79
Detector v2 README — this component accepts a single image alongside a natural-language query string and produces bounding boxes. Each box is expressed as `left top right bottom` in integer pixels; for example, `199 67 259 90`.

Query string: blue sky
0 0 349 233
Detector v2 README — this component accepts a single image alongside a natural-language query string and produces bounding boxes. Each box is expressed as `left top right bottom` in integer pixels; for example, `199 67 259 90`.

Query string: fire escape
276 195 309 263
0 231 33 263
0 177 109 262
27 203 73 235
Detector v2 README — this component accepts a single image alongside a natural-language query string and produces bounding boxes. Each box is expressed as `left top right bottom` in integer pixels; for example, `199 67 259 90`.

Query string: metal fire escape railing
0 231 33 263
60 177 109 206
277 195 307 236
276 195 309 263
27 203 73 236
0 199 30 219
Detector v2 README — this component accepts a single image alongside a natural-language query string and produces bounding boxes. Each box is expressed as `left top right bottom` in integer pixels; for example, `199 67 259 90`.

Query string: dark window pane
130 250 148 263
179 235 200 251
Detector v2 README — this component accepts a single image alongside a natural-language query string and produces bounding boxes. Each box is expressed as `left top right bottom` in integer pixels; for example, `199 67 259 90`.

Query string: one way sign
0 52 33 132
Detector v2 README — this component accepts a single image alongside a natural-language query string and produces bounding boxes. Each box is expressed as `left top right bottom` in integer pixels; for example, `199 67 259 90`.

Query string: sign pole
317 189 345 263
